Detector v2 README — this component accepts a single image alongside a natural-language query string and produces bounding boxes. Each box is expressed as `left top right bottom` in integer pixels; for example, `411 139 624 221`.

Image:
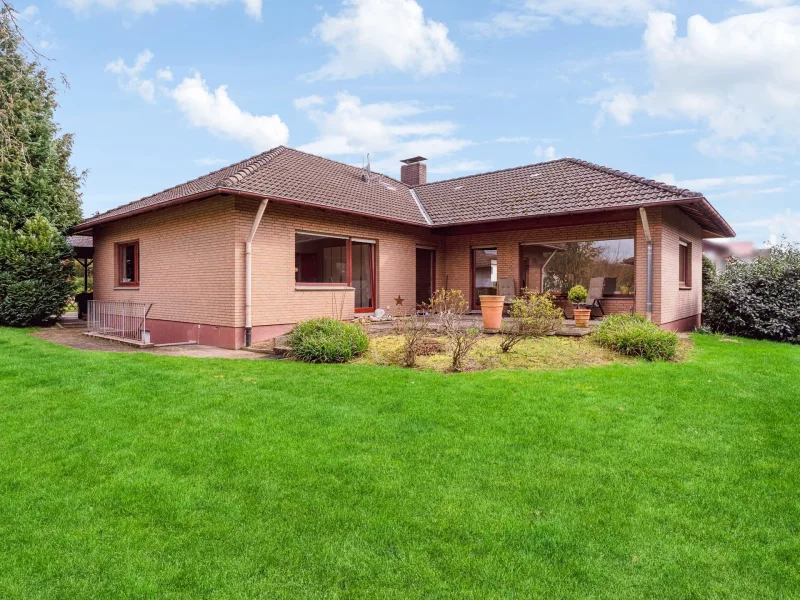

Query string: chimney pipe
400 156 427 187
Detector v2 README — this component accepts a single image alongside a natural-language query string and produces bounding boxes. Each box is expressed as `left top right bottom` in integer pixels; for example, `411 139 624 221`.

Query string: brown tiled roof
415 158 733 236
66 235 93 248
77 147 424 228
74 148 733 237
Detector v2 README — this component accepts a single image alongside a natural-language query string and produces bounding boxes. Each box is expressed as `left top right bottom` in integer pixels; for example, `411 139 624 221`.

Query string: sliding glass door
472 247 498 309
352 240 375 313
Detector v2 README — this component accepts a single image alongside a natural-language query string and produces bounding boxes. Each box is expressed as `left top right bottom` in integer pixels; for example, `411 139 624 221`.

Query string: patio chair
586 277 607 317
497 278 517 304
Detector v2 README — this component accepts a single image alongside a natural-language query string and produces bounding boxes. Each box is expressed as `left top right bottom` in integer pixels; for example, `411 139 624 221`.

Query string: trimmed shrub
703 242 800 343
568 285 588 305
500 292 564 353
0 216 73 326
595 314 679 361
289 318 369 363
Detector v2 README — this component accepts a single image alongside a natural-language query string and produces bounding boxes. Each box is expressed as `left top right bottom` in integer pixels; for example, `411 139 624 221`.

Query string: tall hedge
0 215 73 326
703 242 800 343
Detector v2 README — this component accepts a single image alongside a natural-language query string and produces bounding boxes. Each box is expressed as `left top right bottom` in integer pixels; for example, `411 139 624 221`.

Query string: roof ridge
282 146 408 187
219 146 286 187
563 157 703 199
414 158 570 187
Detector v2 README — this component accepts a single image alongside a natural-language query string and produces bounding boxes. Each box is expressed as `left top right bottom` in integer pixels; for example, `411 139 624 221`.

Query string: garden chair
586 277 607 318
497 278 517 305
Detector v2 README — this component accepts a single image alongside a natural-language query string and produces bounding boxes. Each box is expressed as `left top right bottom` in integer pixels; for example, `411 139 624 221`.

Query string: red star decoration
394 295 404 306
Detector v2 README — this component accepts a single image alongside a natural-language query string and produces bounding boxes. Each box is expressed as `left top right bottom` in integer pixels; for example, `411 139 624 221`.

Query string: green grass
0 328 798 599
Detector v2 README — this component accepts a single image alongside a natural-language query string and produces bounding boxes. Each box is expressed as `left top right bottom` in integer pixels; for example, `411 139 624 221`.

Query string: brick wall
91 195 705 346
658 206 704 326
93 195 237 327
233 197 444 328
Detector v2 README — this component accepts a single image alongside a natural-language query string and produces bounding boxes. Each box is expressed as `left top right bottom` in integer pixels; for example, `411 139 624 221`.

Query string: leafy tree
0 3 84 325
0 215 73 325
702 254 716 304
1 4 83 232
543 242 600 293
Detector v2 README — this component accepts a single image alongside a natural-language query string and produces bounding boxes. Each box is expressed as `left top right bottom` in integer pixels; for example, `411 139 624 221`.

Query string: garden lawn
0 328 798 599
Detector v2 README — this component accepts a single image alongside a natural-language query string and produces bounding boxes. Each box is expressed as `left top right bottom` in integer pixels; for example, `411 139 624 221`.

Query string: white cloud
428 160 492 175
735 209 800 243
465 12 551 38
598 8 800 159
105 49 157 103
18 5 40 20
293 95 325 111
156 67 173 81
653 173 782 191
194 157 229 166
296 92 472 174
534 145 557 160
170 72 289 151
495 136 531 143
739 0 794 7
621 128 697 139
307 0 461 80
487 90 518 100
468 0 666 38
60 0 261 19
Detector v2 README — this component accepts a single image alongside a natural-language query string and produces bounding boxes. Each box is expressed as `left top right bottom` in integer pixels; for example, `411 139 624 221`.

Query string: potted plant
568 285 591 328
479 294 505 330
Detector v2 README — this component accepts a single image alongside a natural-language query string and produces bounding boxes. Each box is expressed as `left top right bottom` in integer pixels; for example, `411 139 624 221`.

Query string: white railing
87 301 151 343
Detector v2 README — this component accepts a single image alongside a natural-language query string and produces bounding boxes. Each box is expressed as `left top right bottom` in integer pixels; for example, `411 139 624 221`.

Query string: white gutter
245 199 269 347
639 207 653 322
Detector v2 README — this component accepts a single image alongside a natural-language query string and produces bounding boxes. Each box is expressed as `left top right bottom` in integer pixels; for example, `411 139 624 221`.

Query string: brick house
70 146 734 348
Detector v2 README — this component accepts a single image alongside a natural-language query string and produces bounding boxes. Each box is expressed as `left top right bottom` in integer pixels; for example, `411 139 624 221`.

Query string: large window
541 239 635 296
295 233 348 285
116 241 139 287
679 240 692 288
294 232 376 312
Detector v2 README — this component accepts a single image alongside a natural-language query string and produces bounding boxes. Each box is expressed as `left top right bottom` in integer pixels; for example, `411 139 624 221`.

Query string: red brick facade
92 195 704 348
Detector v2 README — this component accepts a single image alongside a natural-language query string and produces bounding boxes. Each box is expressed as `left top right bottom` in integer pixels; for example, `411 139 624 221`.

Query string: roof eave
70 187 431 233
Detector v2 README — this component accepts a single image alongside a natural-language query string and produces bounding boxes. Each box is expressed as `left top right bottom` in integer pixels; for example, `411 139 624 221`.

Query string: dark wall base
660 314 701 332
146 319 293 349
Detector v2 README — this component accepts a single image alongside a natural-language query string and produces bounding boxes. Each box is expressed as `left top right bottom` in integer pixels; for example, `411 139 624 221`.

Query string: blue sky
16 0 800 243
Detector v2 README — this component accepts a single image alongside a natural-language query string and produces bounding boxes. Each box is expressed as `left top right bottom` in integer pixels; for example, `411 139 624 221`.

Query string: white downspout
245 199 269 347
639 207 653 322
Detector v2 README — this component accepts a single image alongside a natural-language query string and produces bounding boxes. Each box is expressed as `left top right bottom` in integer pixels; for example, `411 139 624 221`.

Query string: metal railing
87 300 151 343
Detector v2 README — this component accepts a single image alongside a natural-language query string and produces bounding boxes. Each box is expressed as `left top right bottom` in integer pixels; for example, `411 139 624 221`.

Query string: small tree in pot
568 285 591 328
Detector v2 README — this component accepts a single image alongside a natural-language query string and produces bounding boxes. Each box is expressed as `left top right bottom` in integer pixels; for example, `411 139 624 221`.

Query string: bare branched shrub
396 310 429 367
500 292 564 353
429 289 482 372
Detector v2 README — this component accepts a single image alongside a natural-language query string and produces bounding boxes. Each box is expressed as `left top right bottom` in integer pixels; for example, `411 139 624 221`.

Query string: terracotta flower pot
480 295 505 330
573 307 591 328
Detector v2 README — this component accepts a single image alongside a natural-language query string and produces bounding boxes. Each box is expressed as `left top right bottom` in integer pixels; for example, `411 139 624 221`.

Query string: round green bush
289 318 369 363
594 314 678 361
568 285 588 305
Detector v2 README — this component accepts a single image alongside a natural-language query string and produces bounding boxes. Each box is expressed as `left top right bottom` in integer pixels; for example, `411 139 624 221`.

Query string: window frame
293 232 378 311
294 232 351 287
678 240 692 289
116 240 140 288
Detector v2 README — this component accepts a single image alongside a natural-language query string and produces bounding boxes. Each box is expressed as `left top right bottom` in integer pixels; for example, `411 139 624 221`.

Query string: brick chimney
400 156 427 186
